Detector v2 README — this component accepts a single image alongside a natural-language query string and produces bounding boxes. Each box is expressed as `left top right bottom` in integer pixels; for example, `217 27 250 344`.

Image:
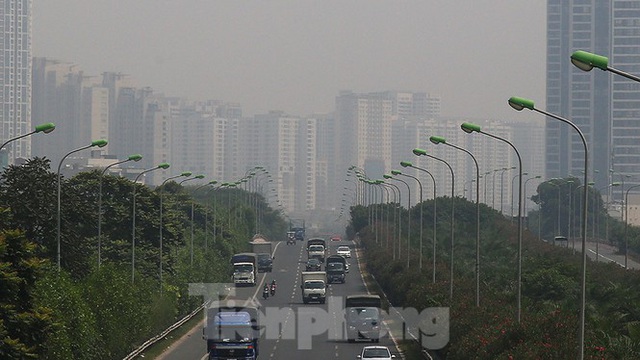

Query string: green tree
0 228 53 359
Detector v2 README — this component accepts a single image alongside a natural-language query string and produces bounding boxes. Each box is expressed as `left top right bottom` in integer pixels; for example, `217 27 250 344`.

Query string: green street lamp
413 148 456 301
385 173 412 267
571 50 640 83
509 95 589 359
178 174 204 265
57 139 108 272
158 171 191 293
199 181 219 249
393 169 422 269
401 160 437 282
0 122 56 165
524 175 542 229
131 162 170 282
461 121 524 322
380 180 401 259
594 183 620 262
98 153 142 268
383 174 405 260
430 135 481 307
624 184 640 269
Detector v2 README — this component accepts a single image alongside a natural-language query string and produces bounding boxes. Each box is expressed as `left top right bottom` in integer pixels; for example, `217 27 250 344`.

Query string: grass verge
135 308 204 359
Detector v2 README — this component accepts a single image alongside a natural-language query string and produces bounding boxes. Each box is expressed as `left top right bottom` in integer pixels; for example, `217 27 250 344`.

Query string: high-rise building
250 111 317 213
1 0 32 165
546 0 640 198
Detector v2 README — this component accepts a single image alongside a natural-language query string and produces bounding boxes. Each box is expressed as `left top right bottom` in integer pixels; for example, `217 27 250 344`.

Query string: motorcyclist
262 284 269 299
270 280 277 295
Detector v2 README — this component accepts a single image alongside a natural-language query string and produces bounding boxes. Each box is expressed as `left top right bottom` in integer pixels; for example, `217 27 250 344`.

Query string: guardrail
122 301 208 360
368 272 435 360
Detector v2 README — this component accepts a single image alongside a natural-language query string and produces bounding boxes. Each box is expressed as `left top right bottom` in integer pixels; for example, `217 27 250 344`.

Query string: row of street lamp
343 50 639 359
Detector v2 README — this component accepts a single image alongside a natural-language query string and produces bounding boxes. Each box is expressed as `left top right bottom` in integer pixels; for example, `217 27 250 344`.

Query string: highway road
156 239 403 360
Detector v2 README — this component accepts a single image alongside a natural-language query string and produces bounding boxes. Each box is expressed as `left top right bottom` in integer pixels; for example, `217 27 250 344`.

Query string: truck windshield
234 264 253 273
304 281 325 289
347 307 379 321
327 263 344 271
211 325 253 340
309 245 324 251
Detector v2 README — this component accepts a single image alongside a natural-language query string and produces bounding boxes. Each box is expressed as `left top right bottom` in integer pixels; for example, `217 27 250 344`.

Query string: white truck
300 271 327 304
307 238 327 261
231 253 258 286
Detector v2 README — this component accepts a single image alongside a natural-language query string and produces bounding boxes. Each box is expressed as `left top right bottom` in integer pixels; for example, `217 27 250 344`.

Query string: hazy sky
33 1 546 120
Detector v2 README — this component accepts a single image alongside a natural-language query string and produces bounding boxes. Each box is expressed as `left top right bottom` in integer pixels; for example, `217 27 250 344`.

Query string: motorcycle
270 283 276 296
262 286 269 300
287 236 295 245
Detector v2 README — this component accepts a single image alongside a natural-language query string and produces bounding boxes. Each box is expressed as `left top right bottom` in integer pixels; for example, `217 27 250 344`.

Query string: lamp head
391 170 402 176
209 180 218 185
128 154 143 162
461 122 481 134
195 174 206 179
412 148 427 156
180 171 192 177
35 122 56 134
508 97 535 111
611 182 621 187
400 161 412 168
535 175 542 179
570 50 608 72
429 136 446 145
157 162 170 169
383 174 393 179
375 180 383 184
92 139 108 147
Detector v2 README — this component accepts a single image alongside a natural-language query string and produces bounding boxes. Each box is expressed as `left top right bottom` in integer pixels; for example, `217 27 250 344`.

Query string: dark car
306 258 322 271
257 253 273 272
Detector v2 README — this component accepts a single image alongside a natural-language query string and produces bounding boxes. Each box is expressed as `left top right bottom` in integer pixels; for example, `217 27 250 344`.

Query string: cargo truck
204 304 259 360
231 253 257 286
307 238 327 261
300 271 327 304
250 235 273 272
325 255 346 284
345 294 382 343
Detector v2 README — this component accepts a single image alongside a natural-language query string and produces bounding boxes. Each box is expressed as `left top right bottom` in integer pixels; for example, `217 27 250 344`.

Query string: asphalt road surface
155 239 403 360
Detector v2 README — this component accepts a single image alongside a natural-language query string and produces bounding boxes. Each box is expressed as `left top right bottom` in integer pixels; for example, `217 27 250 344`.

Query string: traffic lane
156 245 280 360
265 241 400 360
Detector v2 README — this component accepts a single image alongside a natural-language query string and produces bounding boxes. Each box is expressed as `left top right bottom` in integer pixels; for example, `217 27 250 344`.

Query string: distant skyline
33 1 546 120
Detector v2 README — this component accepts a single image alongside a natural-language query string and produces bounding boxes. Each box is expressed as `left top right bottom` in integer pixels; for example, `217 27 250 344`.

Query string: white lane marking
354 240 404 359
587 248 623 266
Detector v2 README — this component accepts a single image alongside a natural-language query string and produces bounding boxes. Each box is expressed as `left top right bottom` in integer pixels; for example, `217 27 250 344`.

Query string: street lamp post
509 96 590 359
484 171 491 205
461 122 524 322
511 172 528 222
180 174 205 265
198 181 218 249
430 135 481 307
624 184 640 269
384 174 410 265
57 139 108 272
571 50 640 83
401 161 437 283
413 148 456 301
158 171 191 292
524 176 542 230
594 183 620 262
0 122 56 166
132 162 170 282
393 168 425 271
98 153 142 268
500 167 516 215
